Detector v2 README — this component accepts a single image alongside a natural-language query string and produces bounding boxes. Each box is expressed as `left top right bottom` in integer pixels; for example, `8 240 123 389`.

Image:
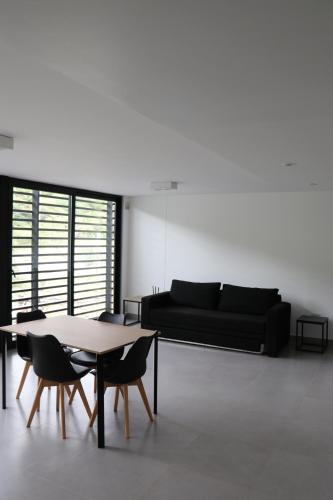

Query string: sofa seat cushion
150 306 266 336
170 279 221 310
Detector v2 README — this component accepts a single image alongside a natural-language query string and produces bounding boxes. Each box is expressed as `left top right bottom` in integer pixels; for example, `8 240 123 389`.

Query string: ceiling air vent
150 181 178 191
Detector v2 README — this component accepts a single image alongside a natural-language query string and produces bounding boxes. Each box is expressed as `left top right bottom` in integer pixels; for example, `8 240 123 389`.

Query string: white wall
123 191 333 335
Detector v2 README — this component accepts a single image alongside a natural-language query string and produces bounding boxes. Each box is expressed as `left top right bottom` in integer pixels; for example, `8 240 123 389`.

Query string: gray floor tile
0 341 332 500
138 464 253 500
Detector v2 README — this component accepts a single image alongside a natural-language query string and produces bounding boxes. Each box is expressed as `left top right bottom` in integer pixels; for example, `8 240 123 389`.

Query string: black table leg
2 335 7 409
96 354 105 448
154 332 158 414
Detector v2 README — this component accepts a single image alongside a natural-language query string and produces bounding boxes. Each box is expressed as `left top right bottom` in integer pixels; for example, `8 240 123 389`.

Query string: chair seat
71 351 96 367
70 363 91 380
63 346 73 356
21 355 32 362
70 347 124 368
40 363 91 384
101 360 144 385
19 346 71 362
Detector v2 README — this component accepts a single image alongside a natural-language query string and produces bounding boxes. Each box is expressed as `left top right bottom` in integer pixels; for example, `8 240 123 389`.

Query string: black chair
70 312 127 368
26 333 92 439
15 309 46 399
69 312 127 400
15 309 71 399
89 335 154 438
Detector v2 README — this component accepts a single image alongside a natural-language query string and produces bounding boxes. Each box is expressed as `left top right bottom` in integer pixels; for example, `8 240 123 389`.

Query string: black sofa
141 280 291 357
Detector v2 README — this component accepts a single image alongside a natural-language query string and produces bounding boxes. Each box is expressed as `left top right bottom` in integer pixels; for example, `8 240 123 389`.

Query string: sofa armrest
141 292 172 329
264 301 291 357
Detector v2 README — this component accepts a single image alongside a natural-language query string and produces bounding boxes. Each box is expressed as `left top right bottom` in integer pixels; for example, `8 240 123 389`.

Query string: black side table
122 296 142 326
296 315 328 353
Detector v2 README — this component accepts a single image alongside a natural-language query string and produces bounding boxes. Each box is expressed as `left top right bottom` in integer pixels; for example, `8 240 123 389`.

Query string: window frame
0 175 122 327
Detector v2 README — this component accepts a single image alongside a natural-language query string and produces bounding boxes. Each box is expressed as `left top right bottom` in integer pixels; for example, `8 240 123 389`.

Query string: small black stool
296 315 328 353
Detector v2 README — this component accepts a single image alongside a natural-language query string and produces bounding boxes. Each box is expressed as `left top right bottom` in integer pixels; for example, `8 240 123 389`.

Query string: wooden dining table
0 315 158 448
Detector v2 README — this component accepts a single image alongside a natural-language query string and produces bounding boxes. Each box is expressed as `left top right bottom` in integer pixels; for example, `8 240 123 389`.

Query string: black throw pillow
218 284 279 315
170 279 221 310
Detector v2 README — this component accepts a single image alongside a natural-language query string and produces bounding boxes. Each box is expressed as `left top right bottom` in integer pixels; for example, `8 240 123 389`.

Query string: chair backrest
98 312 126 360
16 309 46 359
17 309 46 324
98 311 126 325
111 336 153 384
27 332 78 382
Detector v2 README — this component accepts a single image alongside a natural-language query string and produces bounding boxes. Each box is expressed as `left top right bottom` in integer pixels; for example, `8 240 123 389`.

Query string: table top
297 315 328 324
123 296 143 302
0 315 154 355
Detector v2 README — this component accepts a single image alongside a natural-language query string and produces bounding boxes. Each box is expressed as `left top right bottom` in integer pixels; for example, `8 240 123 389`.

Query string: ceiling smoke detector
281 161 297 167
150 181 178 191
0 135 14 150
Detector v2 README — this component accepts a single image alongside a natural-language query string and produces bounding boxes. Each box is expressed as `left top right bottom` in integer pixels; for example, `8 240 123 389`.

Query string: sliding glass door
73 196 116 318
12 187 70 320
7 178 121 323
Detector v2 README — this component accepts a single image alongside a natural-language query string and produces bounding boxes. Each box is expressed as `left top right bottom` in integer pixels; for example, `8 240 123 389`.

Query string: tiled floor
1 339 333 499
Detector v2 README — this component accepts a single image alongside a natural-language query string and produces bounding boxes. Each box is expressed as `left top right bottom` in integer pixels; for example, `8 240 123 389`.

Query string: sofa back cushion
170 279 221 310
218 284 279 315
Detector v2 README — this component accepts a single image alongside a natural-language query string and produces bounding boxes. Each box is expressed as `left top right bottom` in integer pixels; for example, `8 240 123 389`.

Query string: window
73 196 116 318
38 191 70 316
12 188 70 319
9 180 121 323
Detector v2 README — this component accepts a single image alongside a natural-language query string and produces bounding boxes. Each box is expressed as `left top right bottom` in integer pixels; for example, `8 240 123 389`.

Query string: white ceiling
0 0 332 195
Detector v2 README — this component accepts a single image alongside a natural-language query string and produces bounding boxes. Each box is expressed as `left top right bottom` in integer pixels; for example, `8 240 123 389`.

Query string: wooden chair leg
16 361 31 399
89 402 97 427
37 377 41 412
76 381 92 418
64 385 71 398
89 387 106 427
68 384 77 405
114 386 120 412
27 379 44 428
123 385 130 439
59 384 66 439
137 379 154 422
56 385 60 412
